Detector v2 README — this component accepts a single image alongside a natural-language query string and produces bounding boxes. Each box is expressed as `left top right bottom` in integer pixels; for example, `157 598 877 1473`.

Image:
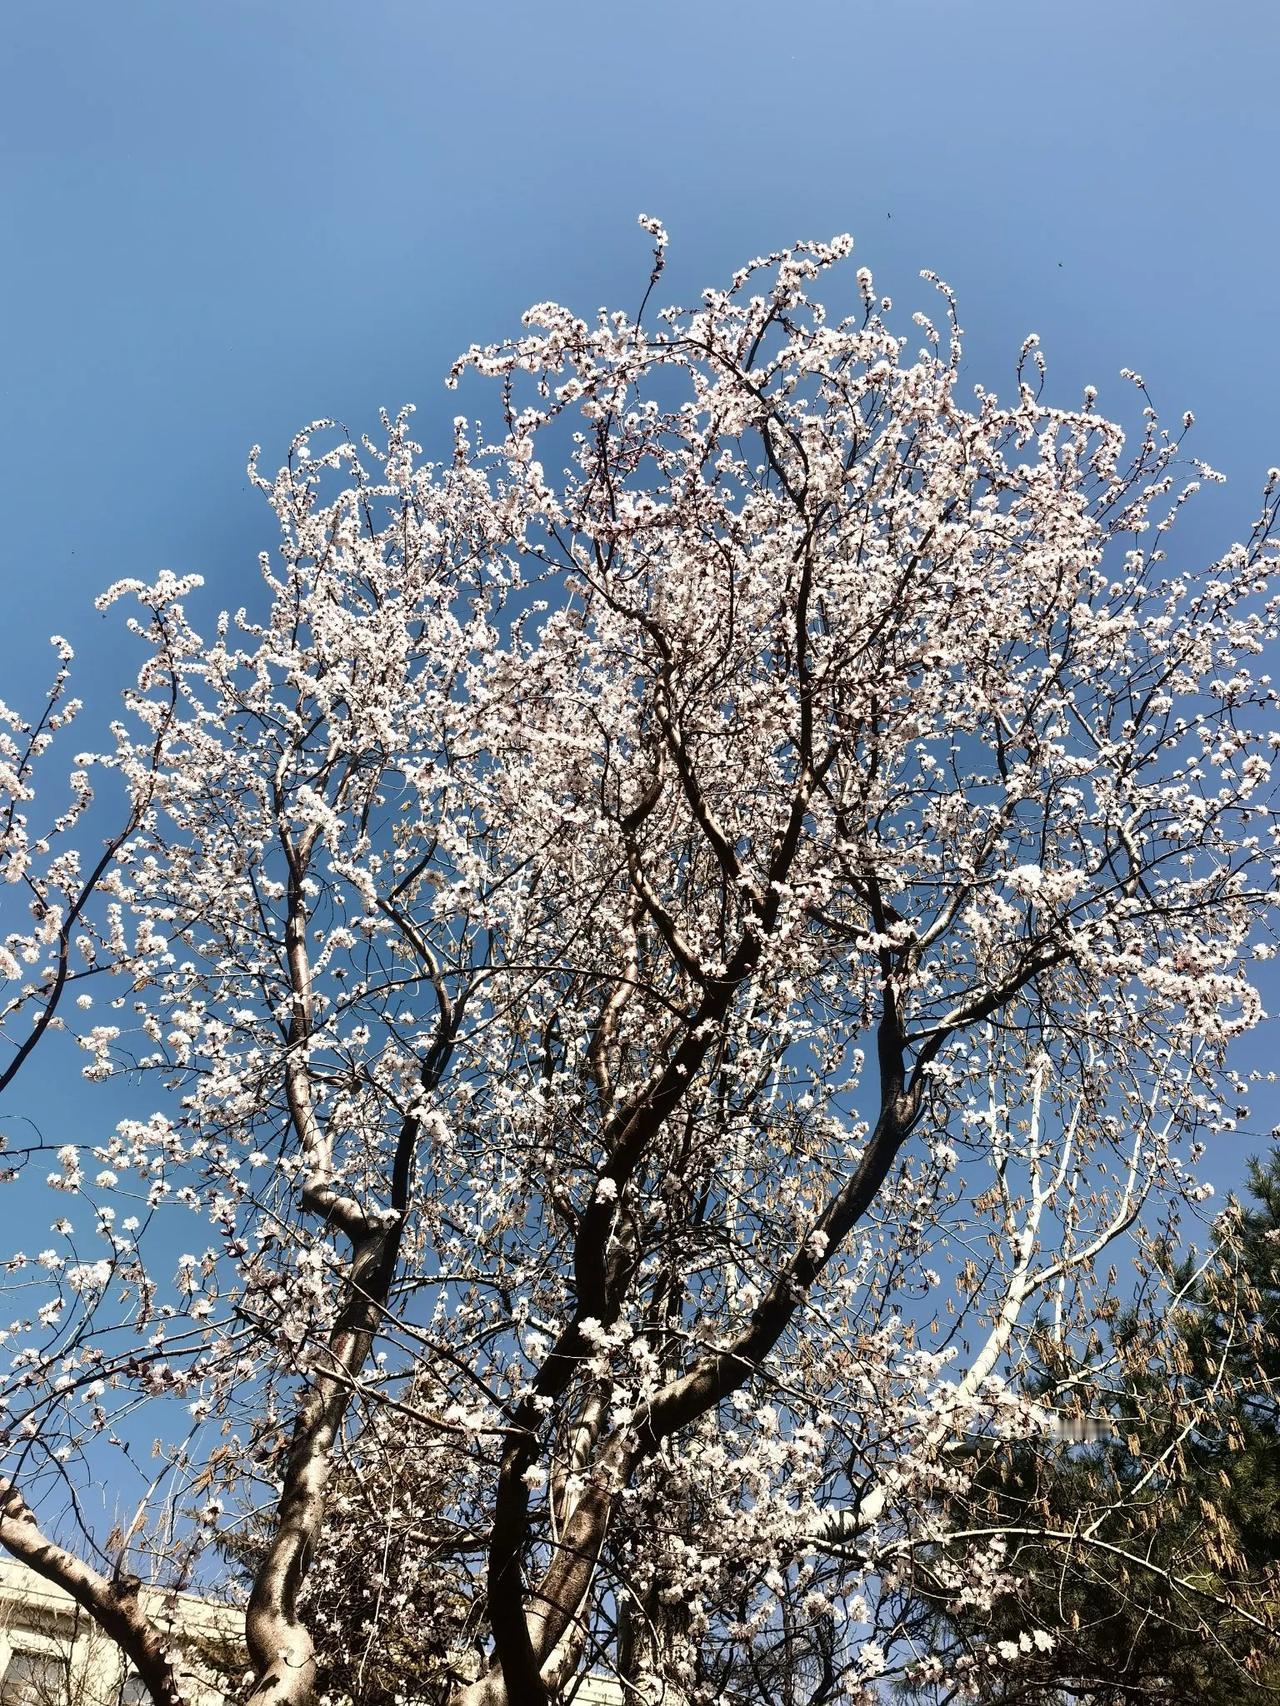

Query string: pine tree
903 1153 1280 1704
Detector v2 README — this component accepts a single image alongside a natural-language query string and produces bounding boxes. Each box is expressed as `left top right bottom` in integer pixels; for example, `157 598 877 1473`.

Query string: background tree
0 226 1276 1706
895 1147 1280 1705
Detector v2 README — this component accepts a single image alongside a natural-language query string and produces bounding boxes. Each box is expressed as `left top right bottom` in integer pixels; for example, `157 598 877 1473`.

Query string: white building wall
0 1564 627 1706
0 1562 240 1706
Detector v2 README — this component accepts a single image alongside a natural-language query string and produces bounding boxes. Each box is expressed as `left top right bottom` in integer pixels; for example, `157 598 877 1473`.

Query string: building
0 1562 625 1705
0 1562 239 1706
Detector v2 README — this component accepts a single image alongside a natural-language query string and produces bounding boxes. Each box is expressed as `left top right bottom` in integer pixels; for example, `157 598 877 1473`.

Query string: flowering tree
0 224 1276 1706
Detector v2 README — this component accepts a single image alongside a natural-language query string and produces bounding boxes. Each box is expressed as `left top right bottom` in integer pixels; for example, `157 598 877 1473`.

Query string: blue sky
3 0 1278 1195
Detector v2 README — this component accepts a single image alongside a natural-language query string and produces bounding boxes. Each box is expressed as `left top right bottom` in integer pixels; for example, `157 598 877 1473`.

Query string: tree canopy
0 225 1276 1706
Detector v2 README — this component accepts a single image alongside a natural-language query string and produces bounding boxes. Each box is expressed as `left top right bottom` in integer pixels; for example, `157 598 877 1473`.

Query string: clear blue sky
3 0 1278 1192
